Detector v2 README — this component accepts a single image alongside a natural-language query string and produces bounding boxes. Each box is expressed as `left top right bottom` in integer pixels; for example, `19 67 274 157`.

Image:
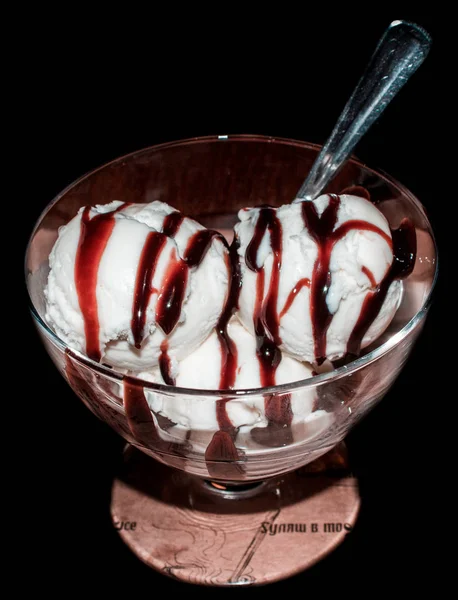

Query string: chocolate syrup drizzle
162 211 184 237
216 241 242 389
155 211 186 381
204 238 246 478
159 339 175 385
123 375 189 459
131 232 166 348
75 203 128 362
155 230 226 338
279 278 311 319
72 194 416 475
346 217 416 356
75 204 227 367
123 375 164 446
132 221 228 382
243 194 411 376
73 203 241 475
247 195 415 446
361 266 377 288
155 250 188 335
245 207 283 385
301 194 394 364
245 207 294 446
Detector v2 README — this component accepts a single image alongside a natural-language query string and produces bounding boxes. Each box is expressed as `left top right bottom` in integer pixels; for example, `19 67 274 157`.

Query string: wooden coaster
111 443 360 585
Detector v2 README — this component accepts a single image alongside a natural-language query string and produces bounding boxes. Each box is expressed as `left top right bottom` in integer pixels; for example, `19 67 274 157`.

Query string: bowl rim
25 133 439 398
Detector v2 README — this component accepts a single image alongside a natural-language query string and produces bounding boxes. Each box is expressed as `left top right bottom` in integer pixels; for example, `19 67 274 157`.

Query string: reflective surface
296 20 431 201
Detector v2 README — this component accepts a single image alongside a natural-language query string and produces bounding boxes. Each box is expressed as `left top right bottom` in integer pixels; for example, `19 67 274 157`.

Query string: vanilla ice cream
235 193 401 365
137 319 332 450
44 189 415 471
45 200 229 370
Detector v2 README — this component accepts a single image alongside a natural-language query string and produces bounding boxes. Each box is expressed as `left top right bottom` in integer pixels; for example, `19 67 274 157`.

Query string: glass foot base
111 443 360 586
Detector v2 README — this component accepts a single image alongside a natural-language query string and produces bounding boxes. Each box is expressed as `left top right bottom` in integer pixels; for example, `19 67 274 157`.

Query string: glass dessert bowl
25 135 437 585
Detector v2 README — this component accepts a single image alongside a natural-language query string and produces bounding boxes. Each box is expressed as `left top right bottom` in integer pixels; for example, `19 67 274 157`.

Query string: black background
18 9 451 594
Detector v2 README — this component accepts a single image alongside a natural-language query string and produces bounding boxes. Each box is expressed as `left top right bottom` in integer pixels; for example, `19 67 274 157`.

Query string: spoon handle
294 20 431 203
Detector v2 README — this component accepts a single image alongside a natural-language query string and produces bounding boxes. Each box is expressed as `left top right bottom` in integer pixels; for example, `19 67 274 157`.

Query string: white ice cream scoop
137 319 332 451
233 20 429 366
44 200 229 371
235 194 401 365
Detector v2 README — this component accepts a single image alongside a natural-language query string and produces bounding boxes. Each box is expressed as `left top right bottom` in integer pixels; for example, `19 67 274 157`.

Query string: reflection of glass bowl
25 135 437 584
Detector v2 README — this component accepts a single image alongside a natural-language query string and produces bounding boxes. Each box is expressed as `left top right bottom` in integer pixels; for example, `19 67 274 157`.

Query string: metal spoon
294 20 431 203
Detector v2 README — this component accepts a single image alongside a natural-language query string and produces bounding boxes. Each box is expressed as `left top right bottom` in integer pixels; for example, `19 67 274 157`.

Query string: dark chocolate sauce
155 411 180 431
251 392 294 447
131 232 167 348
75 204 226 356
205 237 245 478
123 375 161 446
301 195 394 364
123 376 188 456
205 430 244 479
159 339 175 385
132 214 224 343
67 346 189 460
334 219 392 247
245 207 294 446
216 239 242 390
74 204 127 362
245 207 283 386
133 211 215 347
134 210 184 340
347 218 416 355
162 211 184 237
72 204 244 476
264 395 293 427
184 230 225 267
156 229 226 336
155 250 189 335
279 278 311 319
361 266 377 289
